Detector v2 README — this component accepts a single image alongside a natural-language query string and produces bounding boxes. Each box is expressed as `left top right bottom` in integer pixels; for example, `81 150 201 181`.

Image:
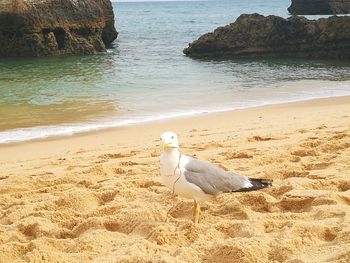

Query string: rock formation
0 0 118 57
183 14 350 59
288 0 350 15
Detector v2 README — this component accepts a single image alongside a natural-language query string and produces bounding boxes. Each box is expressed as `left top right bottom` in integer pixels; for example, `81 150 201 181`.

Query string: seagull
159 131 272 224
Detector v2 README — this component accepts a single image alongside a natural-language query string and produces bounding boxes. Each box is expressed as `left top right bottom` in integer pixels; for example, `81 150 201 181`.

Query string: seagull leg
192 201 196 217
193 200 201 224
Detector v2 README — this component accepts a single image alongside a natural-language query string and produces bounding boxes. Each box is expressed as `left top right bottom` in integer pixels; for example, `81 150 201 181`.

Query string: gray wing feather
183 157 250 195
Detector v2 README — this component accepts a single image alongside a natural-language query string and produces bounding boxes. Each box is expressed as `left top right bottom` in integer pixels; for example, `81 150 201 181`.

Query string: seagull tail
234 178 272 192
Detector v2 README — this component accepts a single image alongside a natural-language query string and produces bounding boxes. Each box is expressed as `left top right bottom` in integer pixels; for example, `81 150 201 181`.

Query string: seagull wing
182 156 271 195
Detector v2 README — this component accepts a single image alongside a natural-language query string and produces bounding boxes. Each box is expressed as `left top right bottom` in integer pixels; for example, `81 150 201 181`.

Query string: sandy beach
0 96 349 262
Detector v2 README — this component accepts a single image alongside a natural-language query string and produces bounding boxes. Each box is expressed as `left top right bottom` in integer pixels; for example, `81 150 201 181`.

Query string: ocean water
0 0 350 144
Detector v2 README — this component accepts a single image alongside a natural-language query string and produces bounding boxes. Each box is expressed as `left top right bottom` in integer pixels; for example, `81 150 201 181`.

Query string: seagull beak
162 142 169 150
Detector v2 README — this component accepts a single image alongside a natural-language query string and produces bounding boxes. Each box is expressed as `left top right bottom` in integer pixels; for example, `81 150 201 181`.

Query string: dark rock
0 0 118 57
183 13 350 59
288 0 350 15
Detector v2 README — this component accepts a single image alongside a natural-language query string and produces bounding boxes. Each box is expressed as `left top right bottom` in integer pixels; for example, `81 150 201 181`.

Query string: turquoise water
0 0 349 143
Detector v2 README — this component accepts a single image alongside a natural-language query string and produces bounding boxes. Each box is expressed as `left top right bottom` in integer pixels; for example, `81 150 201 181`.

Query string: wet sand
0 100 115 131
0 96 349 262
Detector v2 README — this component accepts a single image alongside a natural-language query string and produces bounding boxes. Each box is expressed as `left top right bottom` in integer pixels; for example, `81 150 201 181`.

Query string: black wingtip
234 178 272 192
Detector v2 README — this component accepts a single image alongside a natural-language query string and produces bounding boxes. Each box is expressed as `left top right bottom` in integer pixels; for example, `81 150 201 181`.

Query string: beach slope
0 97 349 262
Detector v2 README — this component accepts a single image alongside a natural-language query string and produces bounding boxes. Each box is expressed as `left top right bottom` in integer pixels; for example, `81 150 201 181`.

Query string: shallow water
0 0 349 143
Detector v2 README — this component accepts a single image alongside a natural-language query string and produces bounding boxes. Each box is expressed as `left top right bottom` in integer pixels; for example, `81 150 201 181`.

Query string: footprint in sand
215 222 258 238
291 148 317 157
100 152 135 159
113 167 126 174
300 139 322 148
17 218 55 239
247 136 273 142
221 151 253 159
321 141 350 153
202 242 262 263
303 162 332 170
331 132 348 139
278 168 309 179
238 193 276 213
103 221 123 232
98 190 118 204
167 201 194 220
137 180 163 188
211 201 249 220
278 196 314 212
119 161 139 166
290 156 301 162
202 141 225 149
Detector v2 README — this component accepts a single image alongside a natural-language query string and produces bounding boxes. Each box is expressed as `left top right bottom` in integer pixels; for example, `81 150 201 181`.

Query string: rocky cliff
288 0 350 15
0 0 118 57
183 14 350 59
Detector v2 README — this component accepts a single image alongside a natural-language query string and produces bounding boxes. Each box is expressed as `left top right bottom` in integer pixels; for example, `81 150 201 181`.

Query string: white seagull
159 131 272 224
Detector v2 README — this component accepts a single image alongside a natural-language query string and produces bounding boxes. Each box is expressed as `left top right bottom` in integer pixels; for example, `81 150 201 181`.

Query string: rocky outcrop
0 0 118 57
183 14 350 59
288 0 350 15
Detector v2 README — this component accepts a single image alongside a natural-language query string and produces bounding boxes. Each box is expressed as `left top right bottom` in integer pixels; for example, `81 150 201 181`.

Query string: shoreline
1 95 349 162
0 95 350 147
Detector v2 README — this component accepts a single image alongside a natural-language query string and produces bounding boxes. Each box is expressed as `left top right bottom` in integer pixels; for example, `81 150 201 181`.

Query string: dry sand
0 96 349 263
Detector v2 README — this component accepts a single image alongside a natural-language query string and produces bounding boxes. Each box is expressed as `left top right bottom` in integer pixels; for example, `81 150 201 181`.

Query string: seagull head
160 131 179 151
